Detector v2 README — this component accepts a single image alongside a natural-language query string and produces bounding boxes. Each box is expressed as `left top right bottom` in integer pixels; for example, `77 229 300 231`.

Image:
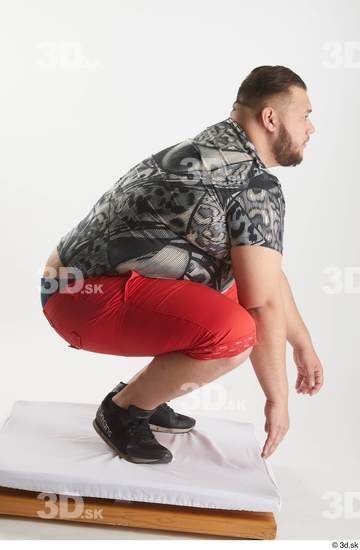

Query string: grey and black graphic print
57 118 285 293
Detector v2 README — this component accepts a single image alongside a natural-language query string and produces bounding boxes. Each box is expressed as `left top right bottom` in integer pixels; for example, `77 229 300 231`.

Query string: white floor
0 463 358 540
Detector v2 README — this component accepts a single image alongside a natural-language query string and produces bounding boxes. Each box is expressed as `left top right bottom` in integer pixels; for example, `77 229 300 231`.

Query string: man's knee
184 301 257 361
210 306 257 360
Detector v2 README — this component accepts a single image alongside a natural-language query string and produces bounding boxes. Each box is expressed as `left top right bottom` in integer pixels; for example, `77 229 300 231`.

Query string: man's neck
229 113 279 168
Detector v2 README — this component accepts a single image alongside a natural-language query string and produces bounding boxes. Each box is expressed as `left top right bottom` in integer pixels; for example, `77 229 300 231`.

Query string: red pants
41 270 257 360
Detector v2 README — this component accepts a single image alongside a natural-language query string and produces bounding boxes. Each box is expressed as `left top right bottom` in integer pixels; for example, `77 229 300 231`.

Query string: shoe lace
157 402 175 417
128 418 155 440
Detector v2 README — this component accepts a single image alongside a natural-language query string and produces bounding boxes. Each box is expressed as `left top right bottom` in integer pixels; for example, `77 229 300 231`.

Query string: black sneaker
112 381 196 434
93 391 173 464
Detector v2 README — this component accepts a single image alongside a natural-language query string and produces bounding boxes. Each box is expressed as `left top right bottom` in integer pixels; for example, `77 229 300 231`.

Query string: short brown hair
232 65 307 114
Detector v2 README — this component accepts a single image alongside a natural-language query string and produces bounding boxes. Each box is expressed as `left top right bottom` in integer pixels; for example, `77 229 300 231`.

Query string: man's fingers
303 378 315 394
297 368 319 394
296 377 307 393
309 370 324 394
304 368 316 387
262 433 274 457
315 367 324 386
262 428 284 458
295 374 303 390
301 367 324 395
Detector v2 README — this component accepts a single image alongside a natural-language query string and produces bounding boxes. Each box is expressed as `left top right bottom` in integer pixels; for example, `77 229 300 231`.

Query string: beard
273 121 303 167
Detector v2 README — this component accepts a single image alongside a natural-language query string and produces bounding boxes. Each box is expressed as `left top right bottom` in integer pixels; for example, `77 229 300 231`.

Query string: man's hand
293 344 324 396
261 400 289 459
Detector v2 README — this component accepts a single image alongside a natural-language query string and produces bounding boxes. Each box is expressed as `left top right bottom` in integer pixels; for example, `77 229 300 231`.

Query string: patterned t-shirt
57 117 285 294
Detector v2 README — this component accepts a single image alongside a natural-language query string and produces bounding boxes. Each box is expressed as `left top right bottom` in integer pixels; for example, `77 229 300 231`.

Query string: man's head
230 65 315 167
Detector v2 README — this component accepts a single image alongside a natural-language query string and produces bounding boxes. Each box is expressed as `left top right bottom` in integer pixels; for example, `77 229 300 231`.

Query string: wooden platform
0 486 277 539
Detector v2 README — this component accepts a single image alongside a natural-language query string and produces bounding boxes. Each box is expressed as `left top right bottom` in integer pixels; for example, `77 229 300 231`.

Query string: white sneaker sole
148 423 195 433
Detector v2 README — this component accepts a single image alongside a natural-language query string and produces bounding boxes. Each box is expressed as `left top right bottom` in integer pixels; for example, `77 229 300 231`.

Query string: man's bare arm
280 270 313 350
231 245 289 457
248 299 288 403
280 270 324 395
231 245 288 402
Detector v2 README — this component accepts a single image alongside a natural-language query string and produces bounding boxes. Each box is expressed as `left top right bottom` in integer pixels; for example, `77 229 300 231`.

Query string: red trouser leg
42 271 257 360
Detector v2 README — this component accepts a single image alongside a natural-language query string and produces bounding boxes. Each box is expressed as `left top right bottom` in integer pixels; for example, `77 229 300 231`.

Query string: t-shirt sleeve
225 172 285 254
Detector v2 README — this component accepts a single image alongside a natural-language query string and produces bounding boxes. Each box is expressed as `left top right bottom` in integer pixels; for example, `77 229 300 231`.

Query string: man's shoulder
122 119 281 195
151 139 201 176
192 118 239 148
246 170 282 191
193 118 257 176
151 118 253 176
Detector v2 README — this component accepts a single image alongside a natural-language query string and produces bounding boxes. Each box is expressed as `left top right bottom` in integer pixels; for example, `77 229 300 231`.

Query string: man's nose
308 120 315 134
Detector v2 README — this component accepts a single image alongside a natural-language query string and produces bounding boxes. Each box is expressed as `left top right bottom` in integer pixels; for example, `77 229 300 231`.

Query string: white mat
0 401 281 512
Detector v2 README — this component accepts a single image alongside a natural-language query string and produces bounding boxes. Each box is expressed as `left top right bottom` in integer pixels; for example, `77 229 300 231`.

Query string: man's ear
260 106 278 133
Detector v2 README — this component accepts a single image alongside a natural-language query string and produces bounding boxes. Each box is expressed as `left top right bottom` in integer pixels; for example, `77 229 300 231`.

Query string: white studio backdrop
0 0 359 535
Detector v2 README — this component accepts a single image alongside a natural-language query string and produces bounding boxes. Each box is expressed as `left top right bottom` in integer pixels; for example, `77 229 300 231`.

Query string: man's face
272 86 315 167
